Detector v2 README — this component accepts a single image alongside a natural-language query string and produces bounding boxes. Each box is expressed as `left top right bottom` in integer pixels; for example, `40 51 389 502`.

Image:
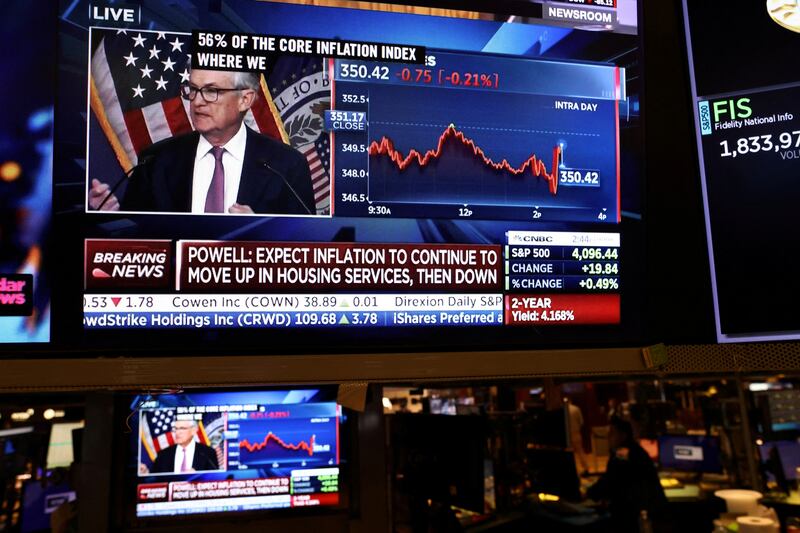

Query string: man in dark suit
150 420 220 474
89 69 315 215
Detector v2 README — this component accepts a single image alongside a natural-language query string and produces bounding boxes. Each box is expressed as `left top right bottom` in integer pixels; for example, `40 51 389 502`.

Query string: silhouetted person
587 416 667 532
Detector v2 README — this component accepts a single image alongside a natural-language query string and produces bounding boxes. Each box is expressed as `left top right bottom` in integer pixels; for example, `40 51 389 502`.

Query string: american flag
302 133 331 212
140 408 177 462
89 28 307 200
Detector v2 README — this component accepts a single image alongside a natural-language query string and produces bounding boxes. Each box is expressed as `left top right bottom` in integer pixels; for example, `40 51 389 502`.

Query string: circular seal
767 0 800 33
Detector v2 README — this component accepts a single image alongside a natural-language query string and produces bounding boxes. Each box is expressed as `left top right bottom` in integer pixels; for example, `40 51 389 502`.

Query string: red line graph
368 125 563 195
239 432 316 457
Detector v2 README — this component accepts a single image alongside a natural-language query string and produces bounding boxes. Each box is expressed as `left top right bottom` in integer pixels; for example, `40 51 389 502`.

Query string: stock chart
330 51 623 223
228 404 338 471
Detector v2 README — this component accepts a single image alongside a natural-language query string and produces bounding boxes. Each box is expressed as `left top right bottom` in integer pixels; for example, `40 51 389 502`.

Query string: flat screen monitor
46 421 84 469
683 0 800 342
0 1 56 344
658 434 722 474
7 0 648 358
752 387 800 434
429 397 457 416
767 389 800 432
126 389 342 519
758 439 800 482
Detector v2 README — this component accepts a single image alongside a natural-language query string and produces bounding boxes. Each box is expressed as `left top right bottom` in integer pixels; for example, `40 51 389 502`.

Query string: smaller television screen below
129 389 341 518
767 390 800 432
658 435 722 473
758 440 800 481
46 422 84 469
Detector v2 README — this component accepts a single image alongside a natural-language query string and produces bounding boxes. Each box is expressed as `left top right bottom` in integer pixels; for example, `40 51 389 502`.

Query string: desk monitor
126 388 343 519
758 439 800 482
46 421 84 469
658 435 722 474
767 390 800 432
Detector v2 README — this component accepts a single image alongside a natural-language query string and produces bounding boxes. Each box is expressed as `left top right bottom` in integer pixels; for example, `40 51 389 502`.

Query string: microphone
95 155 153 211
258 159 314 215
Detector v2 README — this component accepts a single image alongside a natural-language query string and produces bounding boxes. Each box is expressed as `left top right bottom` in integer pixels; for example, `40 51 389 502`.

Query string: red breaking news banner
177 241 502 291
137 483 169 502
85 239 172 290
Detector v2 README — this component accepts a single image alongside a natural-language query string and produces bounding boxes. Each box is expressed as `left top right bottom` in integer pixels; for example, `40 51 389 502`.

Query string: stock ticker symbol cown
239 432 316 457
368 124 563 195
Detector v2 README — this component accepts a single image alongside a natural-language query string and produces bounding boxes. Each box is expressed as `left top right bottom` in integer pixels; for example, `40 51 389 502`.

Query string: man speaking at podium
150 420 220 474
89 68 315 215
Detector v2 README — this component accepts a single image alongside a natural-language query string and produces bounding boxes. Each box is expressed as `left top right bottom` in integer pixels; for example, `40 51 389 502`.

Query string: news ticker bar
83 231 622 327
137 469 339 516
85 309 503 328
85 232 619 293
137 493 292 516
82 292 619 327
85 293 503 312
136 491 338 516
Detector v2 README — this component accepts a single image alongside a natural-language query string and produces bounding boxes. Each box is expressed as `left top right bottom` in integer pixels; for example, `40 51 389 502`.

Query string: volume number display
719 131 800 158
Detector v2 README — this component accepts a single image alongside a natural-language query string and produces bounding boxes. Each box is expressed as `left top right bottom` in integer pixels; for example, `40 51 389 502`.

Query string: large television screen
0 2 56 344
42 0 643 355
126 389 342 519
684 0 800 342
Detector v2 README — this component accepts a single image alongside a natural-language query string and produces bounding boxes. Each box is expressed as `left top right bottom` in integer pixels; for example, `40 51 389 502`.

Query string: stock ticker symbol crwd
85 240 171 290
767 0 800 33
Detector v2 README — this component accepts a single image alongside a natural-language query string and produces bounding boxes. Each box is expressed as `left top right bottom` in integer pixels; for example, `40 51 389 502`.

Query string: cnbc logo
767 0 800 33
697 98 752 135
